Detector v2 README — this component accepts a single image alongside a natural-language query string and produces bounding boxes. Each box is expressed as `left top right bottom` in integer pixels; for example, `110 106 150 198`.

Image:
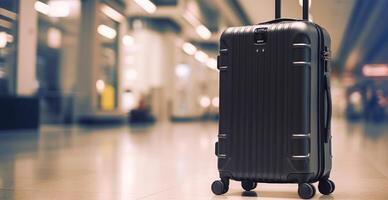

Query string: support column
17 0 38 96
74 0 100 118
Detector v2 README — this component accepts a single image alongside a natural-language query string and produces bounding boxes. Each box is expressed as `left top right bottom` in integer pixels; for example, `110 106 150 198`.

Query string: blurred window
96 4 120 111
0 0 18 95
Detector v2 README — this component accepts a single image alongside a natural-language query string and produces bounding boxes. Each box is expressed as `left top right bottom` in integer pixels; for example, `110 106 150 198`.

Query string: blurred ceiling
125 0 250 44
239 0 355 58
336 0 388 72
124 0 357 58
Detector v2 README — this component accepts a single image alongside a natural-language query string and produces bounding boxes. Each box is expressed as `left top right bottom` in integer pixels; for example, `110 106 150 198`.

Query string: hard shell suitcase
211 0 335 199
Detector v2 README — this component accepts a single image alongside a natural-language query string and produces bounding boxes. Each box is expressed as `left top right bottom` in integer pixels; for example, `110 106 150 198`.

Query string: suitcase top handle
275 0 309 21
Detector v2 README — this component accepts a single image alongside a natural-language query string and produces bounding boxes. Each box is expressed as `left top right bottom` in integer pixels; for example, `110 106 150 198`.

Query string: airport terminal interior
0 0 387 199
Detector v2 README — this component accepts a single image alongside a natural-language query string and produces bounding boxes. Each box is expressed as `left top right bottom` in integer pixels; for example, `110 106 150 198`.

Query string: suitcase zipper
322 47 332 76
322 49 331 61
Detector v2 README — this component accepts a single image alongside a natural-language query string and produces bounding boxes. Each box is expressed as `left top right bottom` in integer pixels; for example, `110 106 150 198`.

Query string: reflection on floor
0 118 387 200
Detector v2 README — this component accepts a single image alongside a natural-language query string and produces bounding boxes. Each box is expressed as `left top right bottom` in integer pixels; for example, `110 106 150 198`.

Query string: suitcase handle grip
258 18 301 25
275 0 309 21
324 76 332 143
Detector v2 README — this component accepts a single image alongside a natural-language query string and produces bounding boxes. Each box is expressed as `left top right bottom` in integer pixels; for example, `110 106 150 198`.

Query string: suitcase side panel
320 27 333 179
217 22 321 183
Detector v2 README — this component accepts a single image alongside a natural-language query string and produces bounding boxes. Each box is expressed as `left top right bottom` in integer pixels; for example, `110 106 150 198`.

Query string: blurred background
0 0 387 126
0 0 387 199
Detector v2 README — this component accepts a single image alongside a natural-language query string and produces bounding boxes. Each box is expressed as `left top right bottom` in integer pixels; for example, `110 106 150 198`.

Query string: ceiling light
35 1 71 17
0 32 7 48
96 80 105 94
362 64 388 77
48 1 70 17
175 64 190 79
199 96 211 108
97 24 117 39
349 91 362 106
206 58 217 70
101 4 123 22
195 51 208 63
196 25 211 40
34 1 49 15
182 11 199 27
122 35 134 46
134 0 157 14
47 28 62 49
182 42 197 55
183 11 212 40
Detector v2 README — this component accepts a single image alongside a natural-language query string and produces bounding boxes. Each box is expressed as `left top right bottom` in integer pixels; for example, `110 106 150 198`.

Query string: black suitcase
212 0 334 199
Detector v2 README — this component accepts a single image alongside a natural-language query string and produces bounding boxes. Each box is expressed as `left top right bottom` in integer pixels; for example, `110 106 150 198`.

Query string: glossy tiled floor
0 118 387 200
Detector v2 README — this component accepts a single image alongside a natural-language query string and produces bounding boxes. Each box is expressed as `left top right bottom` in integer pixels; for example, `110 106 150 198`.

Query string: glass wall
35 0 81 123
0 0 18 95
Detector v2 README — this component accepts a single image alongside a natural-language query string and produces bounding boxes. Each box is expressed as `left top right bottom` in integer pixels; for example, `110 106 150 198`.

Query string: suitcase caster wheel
211 180 228 195
318 179 335 195
298 183 316 199
241 180 257 191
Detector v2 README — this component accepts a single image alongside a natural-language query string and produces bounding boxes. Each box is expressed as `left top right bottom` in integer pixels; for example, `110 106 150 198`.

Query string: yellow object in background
101 84 115 111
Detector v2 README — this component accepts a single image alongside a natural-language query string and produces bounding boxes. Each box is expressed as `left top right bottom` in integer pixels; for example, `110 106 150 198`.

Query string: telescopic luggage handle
275 0 309 21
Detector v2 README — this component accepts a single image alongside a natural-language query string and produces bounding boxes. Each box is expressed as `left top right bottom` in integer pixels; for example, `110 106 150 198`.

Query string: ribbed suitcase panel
219 23 313 182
